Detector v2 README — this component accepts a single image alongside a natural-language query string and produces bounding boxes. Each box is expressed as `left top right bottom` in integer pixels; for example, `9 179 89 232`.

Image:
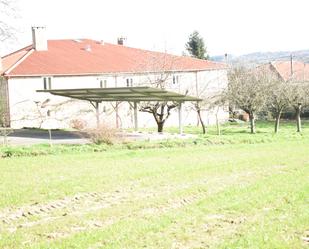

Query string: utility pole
290 53 293 78
224 53 228 64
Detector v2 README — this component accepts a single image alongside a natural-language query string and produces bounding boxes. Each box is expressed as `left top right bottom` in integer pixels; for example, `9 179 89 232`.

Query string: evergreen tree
185 31 209 60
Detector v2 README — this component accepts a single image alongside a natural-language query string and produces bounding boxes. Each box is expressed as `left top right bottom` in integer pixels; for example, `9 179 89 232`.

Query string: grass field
0 121 308 248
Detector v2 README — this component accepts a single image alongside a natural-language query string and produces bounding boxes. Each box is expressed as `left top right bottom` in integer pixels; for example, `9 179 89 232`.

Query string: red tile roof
270 61 309 82
1 39 226 77
0 45 32 74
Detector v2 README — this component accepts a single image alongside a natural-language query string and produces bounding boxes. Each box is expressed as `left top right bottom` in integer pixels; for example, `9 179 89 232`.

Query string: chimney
32 26 48 51
117 37 126 45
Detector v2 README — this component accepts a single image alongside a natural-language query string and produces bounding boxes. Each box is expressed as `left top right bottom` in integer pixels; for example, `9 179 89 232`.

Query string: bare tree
138 53 179 133
228 67 270 134
0 98 12 145
0 0 18 42
140 102 177 132
193 71 228 134
0 100 5 127
266 80 289 133
195 101 206 134
193 91 227 135
285 82 309 132
257 61 309 133
212 92 229 135
193 80 212 134
12 98 95 129
0 80 9 127
139 74 178 132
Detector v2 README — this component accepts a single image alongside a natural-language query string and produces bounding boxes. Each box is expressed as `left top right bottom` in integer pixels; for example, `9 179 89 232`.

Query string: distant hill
211 50 309 66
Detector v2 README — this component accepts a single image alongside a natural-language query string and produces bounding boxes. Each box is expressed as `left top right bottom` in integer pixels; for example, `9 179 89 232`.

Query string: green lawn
0 121 308 248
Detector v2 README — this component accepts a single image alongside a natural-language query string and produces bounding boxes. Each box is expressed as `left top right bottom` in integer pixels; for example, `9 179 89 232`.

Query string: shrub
86 124 119 145
70 119 87 130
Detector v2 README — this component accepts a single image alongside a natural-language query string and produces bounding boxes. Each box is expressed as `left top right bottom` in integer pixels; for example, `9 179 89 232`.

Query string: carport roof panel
37 87 202 102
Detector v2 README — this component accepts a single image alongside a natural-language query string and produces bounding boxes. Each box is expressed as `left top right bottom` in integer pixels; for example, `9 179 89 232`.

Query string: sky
1 0 309 57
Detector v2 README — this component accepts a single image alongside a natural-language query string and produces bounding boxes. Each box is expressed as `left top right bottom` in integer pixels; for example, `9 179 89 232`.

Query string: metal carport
37 87 201 134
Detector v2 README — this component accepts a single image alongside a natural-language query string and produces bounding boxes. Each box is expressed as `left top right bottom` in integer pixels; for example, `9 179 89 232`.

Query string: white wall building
0 27 228 130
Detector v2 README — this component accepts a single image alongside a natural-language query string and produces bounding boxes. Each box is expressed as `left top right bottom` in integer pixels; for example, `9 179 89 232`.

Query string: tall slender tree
185 31 209 60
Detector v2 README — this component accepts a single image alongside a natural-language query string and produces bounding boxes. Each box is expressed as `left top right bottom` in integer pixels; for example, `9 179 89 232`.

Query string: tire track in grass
0 164 287 247
165 167 308 249
0 179 209 232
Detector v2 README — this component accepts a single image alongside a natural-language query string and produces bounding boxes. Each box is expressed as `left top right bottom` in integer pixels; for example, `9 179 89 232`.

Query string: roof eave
2 49 34 77
6 67 227 78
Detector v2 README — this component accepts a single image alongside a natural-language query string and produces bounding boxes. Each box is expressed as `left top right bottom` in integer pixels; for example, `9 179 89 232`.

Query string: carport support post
95 101 100 128
178 102 183 135
133 101 139 132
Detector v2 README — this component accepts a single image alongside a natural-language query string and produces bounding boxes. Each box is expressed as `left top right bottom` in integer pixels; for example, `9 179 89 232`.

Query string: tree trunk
215 107 220 136
197 108 206 134
274 111 282 133
157 122 164 133
249 113 256 134
296 104 302 132
216 117 221 136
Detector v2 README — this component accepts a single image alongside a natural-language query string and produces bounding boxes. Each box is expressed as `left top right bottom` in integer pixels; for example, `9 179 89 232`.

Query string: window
43 78 47 90
126 78 133 87
100 79 107 88
48 77 52 89
173 75 179 84
43 77 52 89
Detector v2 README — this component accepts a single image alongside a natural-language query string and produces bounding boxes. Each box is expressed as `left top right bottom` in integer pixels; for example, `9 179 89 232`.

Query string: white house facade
0 27 228 130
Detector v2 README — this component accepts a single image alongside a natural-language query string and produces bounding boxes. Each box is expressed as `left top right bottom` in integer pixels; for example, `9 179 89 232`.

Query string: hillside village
0 0 308 248
1 27 308 135
0 27 228 131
